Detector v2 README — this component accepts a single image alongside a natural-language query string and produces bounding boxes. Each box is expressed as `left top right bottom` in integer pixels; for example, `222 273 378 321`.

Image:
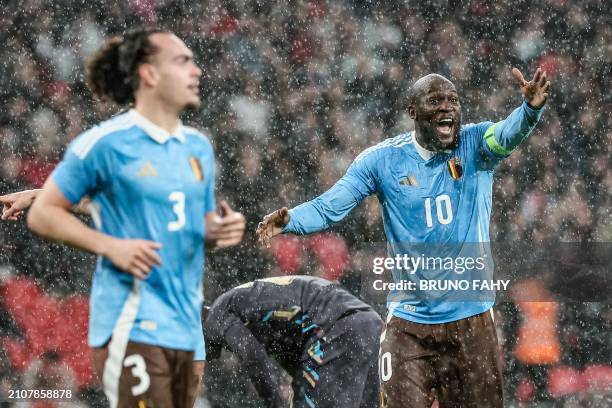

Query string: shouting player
204 275 382 408
257 68 550 407
26 29 245 407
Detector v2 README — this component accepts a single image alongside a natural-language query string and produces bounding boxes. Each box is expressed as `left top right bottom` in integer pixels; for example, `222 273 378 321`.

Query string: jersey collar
412 132 435 161
129 109 186 144
412 131 452 161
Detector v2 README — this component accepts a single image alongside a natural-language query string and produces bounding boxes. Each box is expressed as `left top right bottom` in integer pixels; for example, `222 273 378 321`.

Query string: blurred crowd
0 0 611 406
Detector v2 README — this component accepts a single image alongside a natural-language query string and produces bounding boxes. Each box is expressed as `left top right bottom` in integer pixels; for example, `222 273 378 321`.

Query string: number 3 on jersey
425 194 453 227
168 191 186 231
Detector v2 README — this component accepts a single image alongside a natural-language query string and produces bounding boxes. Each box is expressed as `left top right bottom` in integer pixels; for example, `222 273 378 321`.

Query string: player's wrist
96 235 117 257
525 99 543 110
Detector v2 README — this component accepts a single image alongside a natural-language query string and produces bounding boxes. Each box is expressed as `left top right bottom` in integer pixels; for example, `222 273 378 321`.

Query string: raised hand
0 189 41 221
512 67 551 109
256 207 290 248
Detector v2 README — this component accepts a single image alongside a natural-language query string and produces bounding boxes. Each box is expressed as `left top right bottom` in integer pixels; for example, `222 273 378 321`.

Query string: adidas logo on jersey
399 175 418 186
136 161 158 178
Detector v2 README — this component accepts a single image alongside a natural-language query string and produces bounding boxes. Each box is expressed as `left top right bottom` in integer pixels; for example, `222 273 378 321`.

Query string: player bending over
204 275 383 408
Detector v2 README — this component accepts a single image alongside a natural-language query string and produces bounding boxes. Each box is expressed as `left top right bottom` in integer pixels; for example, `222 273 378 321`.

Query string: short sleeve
51 135 103 204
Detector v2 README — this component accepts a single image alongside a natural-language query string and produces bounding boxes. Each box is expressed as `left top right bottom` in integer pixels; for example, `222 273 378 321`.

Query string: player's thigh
171 353 202 408
94 341 174 408
379 317 436 408
360 351 383 408
294 356 371 408
437 311 503 408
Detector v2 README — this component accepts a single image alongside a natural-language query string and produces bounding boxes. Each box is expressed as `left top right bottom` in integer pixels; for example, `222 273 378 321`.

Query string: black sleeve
224 322 287 408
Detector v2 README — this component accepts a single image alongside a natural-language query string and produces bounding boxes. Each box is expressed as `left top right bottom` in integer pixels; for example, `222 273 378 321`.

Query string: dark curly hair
85 28 167 105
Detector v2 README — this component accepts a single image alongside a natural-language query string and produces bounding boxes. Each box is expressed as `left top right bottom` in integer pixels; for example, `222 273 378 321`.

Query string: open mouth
435 118 455 139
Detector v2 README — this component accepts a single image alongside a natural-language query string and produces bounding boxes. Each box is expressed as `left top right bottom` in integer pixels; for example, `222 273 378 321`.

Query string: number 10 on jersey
425 194 453 227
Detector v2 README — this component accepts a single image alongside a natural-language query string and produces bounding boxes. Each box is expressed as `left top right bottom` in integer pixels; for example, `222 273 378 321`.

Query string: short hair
407 74 454 105
85 28 167 105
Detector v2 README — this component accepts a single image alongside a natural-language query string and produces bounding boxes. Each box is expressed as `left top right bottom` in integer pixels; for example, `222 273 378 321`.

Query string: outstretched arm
483 67 550 158
1 189 91 221
1 189 41 221
257 152 378 247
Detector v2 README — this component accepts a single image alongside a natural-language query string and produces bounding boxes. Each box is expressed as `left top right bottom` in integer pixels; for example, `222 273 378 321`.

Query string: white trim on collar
129 109 185 144
412 131 453 160
412 133 435 161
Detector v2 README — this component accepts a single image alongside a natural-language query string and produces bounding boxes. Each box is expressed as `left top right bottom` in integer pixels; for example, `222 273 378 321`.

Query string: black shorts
379 310 503 408
92 340 201 408
292 310 383 408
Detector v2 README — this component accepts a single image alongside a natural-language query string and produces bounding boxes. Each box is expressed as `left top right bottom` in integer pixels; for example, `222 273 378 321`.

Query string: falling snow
0 1 611 407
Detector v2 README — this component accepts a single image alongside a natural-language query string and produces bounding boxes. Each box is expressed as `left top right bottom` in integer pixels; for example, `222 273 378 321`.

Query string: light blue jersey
283 101 543 323
52 109 215 359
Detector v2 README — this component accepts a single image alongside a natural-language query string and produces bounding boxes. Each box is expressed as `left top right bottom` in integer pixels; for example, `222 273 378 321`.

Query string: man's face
409 78 462 150
146 33 202 111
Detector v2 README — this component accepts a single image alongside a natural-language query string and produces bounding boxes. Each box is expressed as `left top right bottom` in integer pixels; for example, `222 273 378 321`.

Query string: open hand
512 67 550 109
256 207 290 248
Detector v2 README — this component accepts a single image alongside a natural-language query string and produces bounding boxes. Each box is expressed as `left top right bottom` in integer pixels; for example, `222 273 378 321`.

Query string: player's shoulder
353 132 413 164
69 111 138 159
183 126 213 151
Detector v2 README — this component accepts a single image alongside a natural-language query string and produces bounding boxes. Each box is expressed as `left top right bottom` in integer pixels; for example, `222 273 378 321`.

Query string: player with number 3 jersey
27 29 245 408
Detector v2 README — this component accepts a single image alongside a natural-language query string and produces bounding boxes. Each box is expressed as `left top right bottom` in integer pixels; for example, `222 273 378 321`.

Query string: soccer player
257 68 550 407
26 28 245 408
204 275 383 408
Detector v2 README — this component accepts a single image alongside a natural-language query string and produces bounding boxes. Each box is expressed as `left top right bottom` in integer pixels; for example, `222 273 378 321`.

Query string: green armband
484 123 512 156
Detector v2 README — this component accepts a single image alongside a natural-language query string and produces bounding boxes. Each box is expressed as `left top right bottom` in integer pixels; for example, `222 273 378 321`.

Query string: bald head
408 74 455 105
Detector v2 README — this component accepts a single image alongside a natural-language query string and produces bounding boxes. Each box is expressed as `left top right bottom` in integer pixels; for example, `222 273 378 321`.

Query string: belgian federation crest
188 156 204 181
447 157 463 180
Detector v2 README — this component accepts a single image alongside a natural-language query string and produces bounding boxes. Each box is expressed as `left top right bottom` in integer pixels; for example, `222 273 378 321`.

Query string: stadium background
0 0 610 406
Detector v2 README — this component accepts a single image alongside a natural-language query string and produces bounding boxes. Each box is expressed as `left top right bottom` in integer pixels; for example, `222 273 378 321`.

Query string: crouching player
204 275 383 408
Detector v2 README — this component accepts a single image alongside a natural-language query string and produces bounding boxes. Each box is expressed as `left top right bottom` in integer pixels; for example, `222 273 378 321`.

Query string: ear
137 63 157 88
408 105 416 120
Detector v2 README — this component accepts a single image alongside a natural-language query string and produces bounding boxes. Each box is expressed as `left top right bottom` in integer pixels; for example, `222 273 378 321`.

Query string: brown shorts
379 310 502 408
92 341 201 408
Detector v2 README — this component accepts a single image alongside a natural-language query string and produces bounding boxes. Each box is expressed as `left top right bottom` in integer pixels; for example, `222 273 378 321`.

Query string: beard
416 116 462 151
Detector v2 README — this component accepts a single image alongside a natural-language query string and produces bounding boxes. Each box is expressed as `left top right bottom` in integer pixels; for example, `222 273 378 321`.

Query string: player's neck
133 99 181 134
414 130 438 153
